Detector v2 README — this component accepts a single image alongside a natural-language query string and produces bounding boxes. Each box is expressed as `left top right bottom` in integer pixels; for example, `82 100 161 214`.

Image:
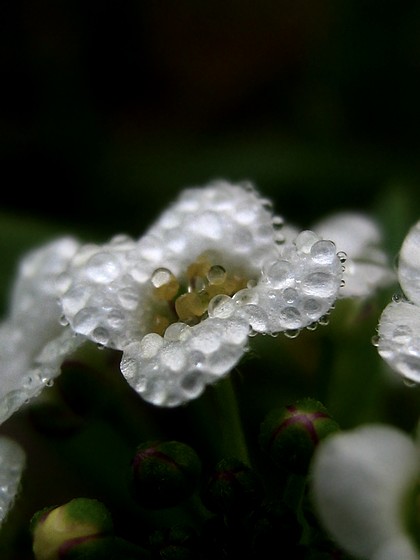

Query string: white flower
313 212 395 298
311 424 420 560
0 437 25 526
377 220 420 384
0 237 83 424
59 180 343 407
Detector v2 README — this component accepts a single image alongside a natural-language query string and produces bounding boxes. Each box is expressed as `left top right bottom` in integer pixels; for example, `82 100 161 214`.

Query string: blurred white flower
311 424 420 560
0 437 26 526
314 212 395 298
0 238 82 424
377 220 420 385
59 180 343 407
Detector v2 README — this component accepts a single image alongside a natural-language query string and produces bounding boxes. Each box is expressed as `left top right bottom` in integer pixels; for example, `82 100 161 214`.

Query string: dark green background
1 1 420 248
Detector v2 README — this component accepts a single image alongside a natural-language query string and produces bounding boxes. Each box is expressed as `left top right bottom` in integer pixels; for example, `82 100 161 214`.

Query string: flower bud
132 441 201 509
149 524 199 560
31 497 113 560
201 457 263 516
259 398 339 474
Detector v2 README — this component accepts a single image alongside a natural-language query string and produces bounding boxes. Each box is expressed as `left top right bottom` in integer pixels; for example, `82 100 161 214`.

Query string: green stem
189 374 250 466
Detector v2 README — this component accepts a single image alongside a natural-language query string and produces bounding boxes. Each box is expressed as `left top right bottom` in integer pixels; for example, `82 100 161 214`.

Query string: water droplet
295 230 319 253
337 251 347 264
208 294 235 319
272 216 284 230
392 293 404 303
283 288 299 304
45 379 54 388
403 378 417 388
340 279 346 287
59 314 69 326
391 325 412 344
233 288 259 305
311 240 337 264
284 329 300 339
303 271 337 297
266 260 293 288
86 252 121 283
318 315 330 326
207 265 227 285
371 335 380 347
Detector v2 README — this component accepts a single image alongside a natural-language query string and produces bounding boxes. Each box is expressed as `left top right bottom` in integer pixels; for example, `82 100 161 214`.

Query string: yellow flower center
149 253 248 335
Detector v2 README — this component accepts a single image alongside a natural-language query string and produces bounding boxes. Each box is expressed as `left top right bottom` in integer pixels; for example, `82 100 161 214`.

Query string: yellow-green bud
31 498 113 560
132 441 201 509
259 398 339 474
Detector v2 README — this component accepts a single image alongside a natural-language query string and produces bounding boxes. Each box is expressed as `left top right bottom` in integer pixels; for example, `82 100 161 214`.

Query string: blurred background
2 3 420 556
2 0 420 267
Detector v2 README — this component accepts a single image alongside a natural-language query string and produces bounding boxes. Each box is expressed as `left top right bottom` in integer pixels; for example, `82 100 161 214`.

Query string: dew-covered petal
314 212 394 298
397 220 420 306
0 437 25 526
377 300 420 384
0 326 83 424
120 315 248 407
253 231 342 333
0 238 84 424
311 425 419 559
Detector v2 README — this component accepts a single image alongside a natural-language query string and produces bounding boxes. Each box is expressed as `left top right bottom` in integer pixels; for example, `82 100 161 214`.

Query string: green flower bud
149 525 198 560
132 441 201 509
31 497 113 560
201 457 263 516
259 398 339 475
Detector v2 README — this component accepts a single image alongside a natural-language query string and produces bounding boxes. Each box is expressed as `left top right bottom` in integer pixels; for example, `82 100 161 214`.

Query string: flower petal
0 237 82 423
0 437 25 526
311 425 419 559
377 300 420 384
397 220 420 306
314 212 395 298
373 537 420 560
120 313 250 407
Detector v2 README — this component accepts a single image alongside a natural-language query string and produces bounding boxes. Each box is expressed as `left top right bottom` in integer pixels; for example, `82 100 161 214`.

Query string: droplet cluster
57 182 344 407
0 437 25 524
378 299 420 385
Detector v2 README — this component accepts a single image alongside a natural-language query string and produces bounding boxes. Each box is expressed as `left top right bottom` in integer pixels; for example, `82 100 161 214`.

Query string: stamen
207 265 227 285
175 292 209 324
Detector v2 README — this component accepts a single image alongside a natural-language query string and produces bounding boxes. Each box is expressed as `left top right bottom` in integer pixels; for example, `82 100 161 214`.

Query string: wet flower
311 424 420 560
0 437 26 526
377 220 420 385
59 180 344 407
0 238 83 424
313 212 395 298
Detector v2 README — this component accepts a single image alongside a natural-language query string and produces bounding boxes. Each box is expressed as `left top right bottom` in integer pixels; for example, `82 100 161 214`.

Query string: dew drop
59 314 69 326
391 325 412 344
392 293 404 303
208 294 235 319
207 265 227 285
284 329 300 339
337 251 347 264
371 335 380 347
403 378 417 388
311 240 337 264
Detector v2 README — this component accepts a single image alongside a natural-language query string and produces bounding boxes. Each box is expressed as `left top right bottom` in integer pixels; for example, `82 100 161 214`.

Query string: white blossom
377 220 420 384
0 437 25 526
313 212 395 298
59 180 343 407
311 424 420 560
0 237 83 424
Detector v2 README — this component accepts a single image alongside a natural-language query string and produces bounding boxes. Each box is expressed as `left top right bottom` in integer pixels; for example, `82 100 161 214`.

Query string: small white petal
0 437 25 526
311 425 419 559
397 220 420 306
314 212 395 298
373 537 420 560
378 301 420 383
0 238 83 424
